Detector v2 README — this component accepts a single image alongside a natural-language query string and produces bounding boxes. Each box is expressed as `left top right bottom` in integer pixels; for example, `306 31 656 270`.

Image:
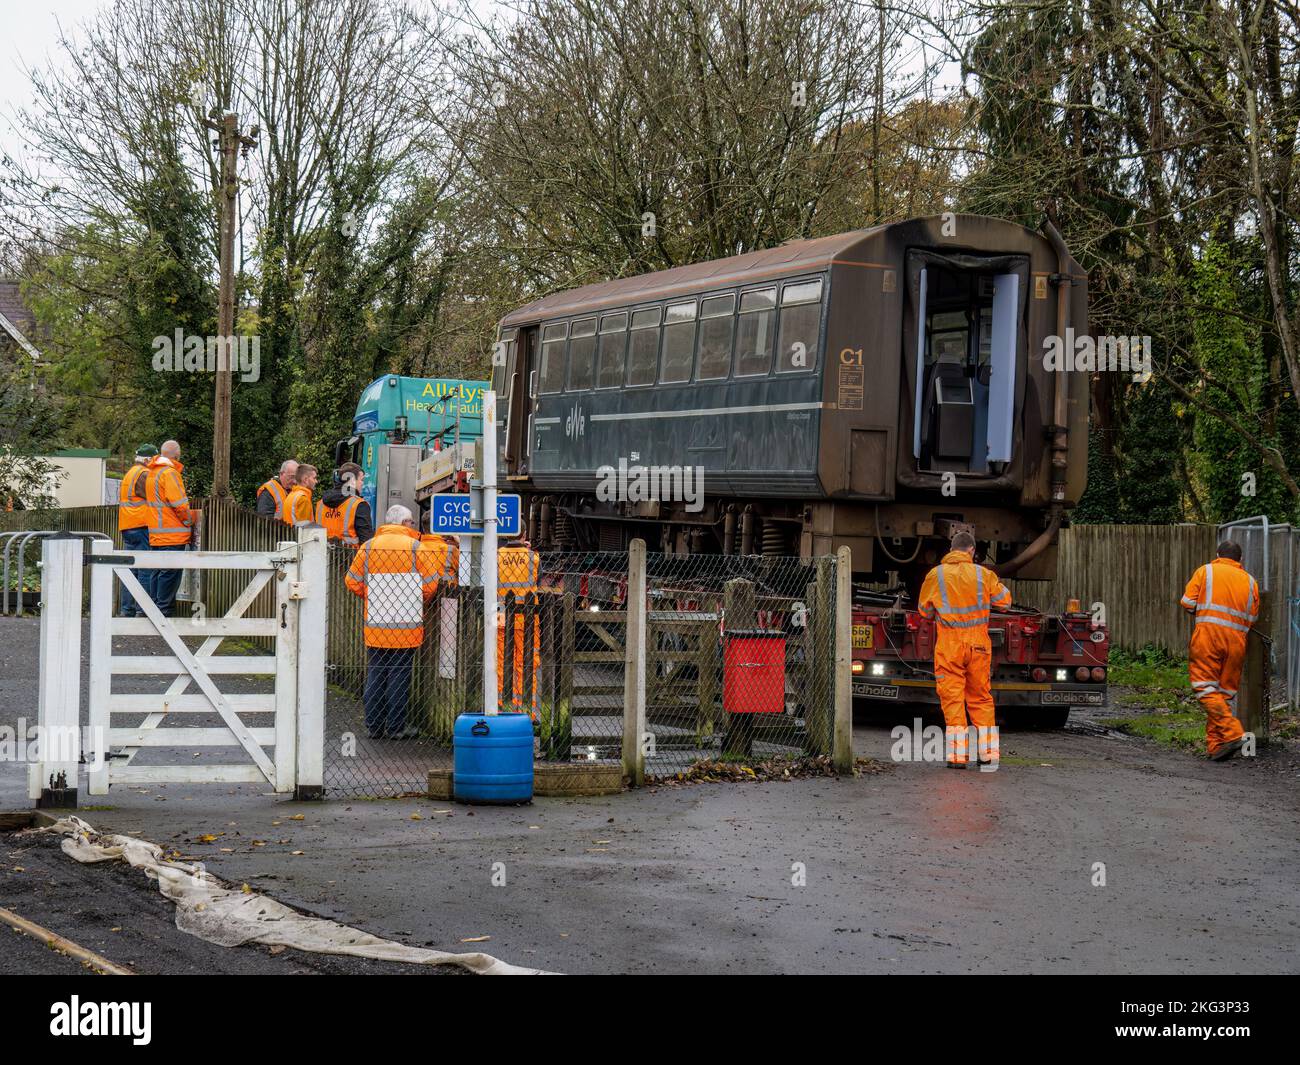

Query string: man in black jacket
315 461 375 544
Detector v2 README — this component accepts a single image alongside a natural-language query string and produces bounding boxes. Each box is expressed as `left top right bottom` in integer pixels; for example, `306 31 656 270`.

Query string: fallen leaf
409 814 423 821
240 883 253 894
219 848 234 853
460 935 490 943
288 814 305 821
196 834 220 843
269 945 286 956
291 850 305 856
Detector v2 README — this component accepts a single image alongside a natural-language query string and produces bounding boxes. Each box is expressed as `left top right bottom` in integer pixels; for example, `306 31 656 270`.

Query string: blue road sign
430 492 522 537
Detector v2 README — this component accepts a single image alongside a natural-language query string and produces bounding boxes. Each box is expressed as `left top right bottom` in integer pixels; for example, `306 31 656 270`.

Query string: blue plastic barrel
453 713 534 804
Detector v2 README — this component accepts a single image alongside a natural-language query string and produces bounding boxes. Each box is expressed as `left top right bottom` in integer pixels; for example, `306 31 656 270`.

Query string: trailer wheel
1038 708 1070 730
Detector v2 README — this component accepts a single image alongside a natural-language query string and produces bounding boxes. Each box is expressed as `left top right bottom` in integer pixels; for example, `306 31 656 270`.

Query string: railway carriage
492 214 1090 585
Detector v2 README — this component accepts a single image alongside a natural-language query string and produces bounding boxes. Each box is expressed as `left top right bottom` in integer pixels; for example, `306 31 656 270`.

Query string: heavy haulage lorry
332 375 488 520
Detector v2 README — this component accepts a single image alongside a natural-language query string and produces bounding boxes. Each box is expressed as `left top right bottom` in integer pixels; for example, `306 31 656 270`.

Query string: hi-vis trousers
1188 624 1247 756
935 639 999 765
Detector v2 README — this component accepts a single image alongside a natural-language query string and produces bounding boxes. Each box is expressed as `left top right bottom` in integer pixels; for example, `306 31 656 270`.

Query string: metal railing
1219 516 1299 710
1 530 112 615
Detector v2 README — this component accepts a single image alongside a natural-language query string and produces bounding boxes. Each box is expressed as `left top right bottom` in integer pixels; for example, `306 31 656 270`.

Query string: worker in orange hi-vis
497 541 541 717
282 464 318 526
1180 540 1259 761
918 530 1011 769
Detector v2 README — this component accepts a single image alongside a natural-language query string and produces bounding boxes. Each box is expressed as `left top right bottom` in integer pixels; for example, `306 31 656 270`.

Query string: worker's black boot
1210 738 1245 762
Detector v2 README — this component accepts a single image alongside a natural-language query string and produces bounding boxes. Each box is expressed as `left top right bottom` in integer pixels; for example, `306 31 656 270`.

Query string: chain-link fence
321 541 840 796
2 502 843 796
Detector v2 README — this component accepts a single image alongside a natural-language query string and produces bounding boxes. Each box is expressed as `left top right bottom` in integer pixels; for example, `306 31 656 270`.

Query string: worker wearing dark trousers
117 444 157 616
144 439 193 617
344 505 442 738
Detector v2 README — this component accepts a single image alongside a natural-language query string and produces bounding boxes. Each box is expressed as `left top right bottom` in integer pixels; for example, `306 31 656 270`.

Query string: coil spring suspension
761 519 786 557
554 510 575 550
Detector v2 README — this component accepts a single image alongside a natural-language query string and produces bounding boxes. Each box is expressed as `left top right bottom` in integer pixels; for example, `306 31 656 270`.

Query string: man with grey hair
143 439 193 617
256 459 299 520
344 501 444 738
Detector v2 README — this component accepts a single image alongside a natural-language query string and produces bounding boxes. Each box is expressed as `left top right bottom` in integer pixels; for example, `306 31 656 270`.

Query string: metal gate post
294 525 327 800
31 534 84 808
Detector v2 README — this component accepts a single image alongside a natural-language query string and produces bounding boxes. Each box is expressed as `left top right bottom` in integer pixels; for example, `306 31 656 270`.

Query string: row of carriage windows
534 277 824 395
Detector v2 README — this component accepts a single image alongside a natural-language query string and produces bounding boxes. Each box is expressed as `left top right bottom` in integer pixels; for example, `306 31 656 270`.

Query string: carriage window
597 312 628 389
696 293 736 381
567 318 597 390
539 323 567 394
660 301 696 384
628 307 661 386
735 288 776 377
777 278 823 373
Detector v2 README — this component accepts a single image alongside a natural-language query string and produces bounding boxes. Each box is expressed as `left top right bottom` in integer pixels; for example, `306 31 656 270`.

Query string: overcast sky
0 0 105 165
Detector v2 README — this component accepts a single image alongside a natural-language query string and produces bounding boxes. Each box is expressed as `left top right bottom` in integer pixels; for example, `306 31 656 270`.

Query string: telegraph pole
201 112 257 498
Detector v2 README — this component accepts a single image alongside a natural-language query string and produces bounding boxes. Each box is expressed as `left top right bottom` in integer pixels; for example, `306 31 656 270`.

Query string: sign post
481 391 498 715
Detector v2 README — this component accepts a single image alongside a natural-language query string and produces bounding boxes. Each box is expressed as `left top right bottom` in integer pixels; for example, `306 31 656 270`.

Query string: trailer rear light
1055 668 1068 681
1075 666 1090 682
871 662 886 676
1031 667 1047 682
1066 598 1081 613
905 615 918 630
852 661 865 675
1091 667 1106 682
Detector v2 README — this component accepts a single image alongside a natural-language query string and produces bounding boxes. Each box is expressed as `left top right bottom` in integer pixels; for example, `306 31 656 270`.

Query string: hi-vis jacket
283 484 314 526
498 545 540 609
117 461 150 531
345 524 452 648
1180 558 1259 637
317 496 362 544
257 478 287 520
143 456 193 547
918 550 1012 643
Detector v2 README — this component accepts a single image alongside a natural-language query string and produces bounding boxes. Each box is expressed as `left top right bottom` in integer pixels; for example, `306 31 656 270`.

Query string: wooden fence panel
1009 523 1218 653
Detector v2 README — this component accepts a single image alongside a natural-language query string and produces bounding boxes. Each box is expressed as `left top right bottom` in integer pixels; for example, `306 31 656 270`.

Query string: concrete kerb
427 762 624 801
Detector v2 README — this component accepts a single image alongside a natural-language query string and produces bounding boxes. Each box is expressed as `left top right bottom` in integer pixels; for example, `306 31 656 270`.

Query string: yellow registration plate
852 624 873 649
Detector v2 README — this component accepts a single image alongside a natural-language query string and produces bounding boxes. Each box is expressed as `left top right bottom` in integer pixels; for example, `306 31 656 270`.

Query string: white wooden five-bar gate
31 528 327 806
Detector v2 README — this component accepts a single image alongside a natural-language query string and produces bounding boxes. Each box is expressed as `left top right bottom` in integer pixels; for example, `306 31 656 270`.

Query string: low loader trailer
850 593 1110 726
